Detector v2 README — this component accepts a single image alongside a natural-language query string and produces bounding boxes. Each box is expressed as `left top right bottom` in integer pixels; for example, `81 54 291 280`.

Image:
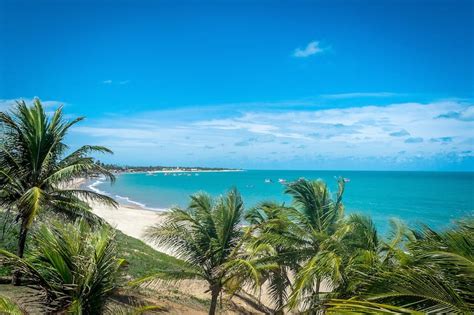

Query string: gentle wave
114 194 168 211
114 194 147 208
88 179 109 195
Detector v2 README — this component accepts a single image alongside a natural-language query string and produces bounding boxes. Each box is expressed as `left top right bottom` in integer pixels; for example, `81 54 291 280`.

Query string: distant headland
95 162 243 174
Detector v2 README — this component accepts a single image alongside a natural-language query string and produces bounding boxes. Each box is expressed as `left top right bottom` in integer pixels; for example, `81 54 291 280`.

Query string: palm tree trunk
11 224 28 286
315 277 321 296
209 285 220 315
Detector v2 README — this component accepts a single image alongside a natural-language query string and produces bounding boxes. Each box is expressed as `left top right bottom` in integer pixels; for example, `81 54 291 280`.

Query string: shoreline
86 177 169 212
74 178 172 253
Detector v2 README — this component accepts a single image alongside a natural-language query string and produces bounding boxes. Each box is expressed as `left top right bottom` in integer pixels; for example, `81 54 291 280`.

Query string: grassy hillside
115 229 187 279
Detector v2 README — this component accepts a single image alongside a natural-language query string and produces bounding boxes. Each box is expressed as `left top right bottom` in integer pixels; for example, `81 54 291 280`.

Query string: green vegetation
141 189 262 315
0 100 472 314
0 99 116 285
0 219 125 313
115 229 187 279
244 179 473 313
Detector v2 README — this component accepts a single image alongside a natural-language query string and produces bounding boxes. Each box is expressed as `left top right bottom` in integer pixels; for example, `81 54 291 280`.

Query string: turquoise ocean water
90 170 473 235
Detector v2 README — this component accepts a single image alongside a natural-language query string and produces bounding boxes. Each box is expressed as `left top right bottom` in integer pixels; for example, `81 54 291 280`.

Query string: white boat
278 178 287 184
264 179 272 183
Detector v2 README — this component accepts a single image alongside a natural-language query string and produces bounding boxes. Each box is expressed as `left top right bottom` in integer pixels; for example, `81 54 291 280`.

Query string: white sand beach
72 178 170 253
92 202 168 249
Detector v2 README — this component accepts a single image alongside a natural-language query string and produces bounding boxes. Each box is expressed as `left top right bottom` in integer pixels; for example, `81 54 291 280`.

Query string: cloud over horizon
1 96 472 170
64 99 474 170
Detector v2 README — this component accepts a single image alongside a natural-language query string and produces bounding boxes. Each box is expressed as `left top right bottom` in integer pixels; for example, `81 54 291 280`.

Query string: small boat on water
264 179 273 183
278 178 287 184
344 178 351 183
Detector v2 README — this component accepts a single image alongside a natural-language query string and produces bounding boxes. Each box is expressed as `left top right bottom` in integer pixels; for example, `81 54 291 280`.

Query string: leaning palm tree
142 189 257 315
0 219 126 314
0 99 117 284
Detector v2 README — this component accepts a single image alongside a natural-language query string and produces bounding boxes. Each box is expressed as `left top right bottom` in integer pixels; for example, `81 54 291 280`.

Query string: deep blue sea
90 170 473 235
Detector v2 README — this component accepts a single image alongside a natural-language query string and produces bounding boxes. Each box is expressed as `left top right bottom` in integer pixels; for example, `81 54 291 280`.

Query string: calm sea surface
90 170 474 235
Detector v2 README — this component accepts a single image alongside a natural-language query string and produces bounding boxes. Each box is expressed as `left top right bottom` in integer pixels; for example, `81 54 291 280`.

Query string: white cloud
70 99 474 169
293 41 324 57
102 80 113 84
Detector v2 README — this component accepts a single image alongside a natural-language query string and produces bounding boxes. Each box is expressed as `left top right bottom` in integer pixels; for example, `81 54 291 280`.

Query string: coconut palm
0 99 117 284
0 219 126 314
324 218 474 314
244 201 297 313
247 178 383 312
143 189 258 315
275 178 346 310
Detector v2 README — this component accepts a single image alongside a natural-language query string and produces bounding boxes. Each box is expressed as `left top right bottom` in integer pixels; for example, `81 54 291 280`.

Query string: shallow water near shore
89 170 473 235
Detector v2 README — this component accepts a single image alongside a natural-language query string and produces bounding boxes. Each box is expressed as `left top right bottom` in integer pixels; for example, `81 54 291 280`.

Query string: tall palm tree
0 219 126 314
280 178 346 310
247 178 381 312
0 99 117 284
143 189 257 315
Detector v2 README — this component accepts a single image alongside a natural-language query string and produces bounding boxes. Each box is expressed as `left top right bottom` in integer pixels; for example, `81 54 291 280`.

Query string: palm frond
0 295 25 315
325 299 424 314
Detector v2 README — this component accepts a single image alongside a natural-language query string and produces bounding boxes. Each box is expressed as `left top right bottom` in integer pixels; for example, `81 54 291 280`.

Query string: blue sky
1 0 473 170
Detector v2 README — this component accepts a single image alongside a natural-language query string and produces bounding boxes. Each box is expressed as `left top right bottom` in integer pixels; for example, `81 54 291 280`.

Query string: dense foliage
0 99 116 284
0 219 125 313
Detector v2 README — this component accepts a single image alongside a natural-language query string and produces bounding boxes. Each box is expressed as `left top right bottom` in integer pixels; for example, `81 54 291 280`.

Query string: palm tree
244 201 296 313
0 99 117 285
143 189 257 315
324 218 474 314
0 219 126 314
247 178 382 312
278 178 346 310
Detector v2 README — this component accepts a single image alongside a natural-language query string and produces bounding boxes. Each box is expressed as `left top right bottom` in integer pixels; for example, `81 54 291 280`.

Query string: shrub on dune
0 219 126 314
